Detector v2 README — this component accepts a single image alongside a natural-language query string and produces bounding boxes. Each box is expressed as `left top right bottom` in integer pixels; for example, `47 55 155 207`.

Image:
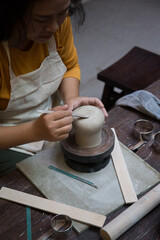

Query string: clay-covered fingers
34 109 73 142
82 97 108 117
50 104 69 112
52 110 73 131
45 109 72 121
53 123 73 141
83 98 108 118
49 118 73 141
67 97 108 118
43 110 73 141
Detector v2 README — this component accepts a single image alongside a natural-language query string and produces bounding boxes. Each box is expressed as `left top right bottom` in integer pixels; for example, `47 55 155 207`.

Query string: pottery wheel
60 126 115 172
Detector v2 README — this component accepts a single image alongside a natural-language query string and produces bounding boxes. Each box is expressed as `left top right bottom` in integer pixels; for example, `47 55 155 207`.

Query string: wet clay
73 105 105 148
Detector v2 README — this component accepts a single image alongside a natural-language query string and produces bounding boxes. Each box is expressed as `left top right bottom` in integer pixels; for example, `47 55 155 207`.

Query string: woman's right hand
0 105 73 150
33 105 73 142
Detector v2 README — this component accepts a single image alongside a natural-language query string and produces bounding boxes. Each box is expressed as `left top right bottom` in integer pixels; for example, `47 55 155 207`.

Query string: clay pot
73 105 104 148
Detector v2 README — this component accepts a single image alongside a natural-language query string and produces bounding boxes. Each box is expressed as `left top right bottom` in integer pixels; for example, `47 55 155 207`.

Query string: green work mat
17 142 160 233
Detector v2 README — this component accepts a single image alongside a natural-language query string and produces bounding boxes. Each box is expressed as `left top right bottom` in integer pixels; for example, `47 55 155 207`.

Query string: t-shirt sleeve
55 17 81 81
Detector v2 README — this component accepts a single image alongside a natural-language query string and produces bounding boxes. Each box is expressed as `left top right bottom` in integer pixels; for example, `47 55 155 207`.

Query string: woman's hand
33 105 73 142
0 105 73 149
66 97 108 118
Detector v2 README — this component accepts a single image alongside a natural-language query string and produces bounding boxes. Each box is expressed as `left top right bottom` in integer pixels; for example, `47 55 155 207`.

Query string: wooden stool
97 46 160 110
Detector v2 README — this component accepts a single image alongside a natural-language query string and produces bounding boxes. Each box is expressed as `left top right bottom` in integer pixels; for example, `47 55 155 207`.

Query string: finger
72 97 108 117
50 104 68 112
85 97 104 108
101 107 109 118
56 133 70 141
55 115 73 129
86 99 108 118
46 110 72 121
72 97 104 109
56 123 72 136
49 124 72 141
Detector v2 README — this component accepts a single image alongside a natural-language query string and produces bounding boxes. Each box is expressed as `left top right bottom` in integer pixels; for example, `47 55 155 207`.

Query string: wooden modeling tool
48 165 98 189
0 187 106 228
111 129 138 204
100 183 160 240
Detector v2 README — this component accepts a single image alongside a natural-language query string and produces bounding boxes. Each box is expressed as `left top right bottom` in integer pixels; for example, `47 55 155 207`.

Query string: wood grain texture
100 183 160 240
98 47 160 91
0 187 106 228
111 129 138 203
0 80 160 240
60 126 114 159
97 47 160 109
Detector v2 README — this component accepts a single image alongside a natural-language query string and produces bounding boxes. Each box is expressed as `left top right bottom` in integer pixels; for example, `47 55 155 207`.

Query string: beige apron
0 37 66 153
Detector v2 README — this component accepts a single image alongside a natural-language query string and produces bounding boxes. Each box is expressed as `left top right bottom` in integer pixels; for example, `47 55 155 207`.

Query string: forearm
0 107 73 149
59 77 80 104
0 121 39 150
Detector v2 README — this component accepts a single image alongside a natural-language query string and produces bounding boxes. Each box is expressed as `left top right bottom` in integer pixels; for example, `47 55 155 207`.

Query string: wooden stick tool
111 129 138 204
0 187 106 228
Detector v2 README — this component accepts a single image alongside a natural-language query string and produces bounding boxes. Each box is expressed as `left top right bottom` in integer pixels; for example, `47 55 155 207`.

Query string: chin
39 35 53 42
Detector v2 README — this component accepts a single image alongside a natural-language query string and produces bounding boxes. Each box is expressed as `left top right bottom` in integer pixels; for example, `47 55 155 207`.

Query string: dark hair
0 0 85 42
69 0 85 26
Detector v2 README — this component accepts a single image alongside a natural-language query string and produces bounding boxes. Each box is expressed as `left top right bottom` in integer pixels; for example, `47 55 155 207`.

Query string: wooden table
0 80 160 240
97 47 160 110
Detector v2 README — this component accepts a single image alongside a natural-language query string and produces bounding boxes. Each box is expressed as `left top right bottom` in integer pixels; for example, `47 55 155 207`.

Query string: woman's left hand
66 97 108 118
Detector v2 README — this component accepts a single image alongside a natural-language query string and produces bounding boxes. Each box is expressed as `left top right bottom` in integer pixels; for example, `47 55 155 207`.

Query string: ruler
48 165 98 189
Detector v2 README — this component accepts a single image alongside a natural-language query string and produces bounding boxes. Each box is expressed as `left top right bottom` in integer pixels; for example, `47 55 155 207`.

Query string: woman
0 0 108 155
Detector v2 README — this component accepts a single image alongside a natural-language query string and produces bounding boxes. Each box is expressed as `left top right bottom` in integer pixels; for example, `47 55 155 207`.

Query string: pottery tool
0 187 106 228
100 183 160 240
111 129 138 204
60 126 114 173
48 165 98 189
51 214 72 240
130 119 154 151
16 142 160 234
153 131 160 152
37 110 89 119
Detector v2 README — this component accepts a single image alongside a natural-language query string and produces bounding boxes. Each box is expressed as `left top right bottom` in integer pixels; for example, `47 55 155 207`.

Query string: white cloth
0 37 67 153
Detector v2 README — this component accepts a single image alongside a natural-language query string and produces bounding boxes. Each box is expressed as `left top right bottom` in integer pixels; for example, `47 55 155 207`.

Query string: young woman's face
28 0 71 43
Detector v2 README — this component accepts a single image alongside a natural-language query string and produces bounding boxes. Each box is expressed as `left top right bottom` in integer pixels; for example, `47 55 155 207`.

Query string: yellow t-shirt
0 17 80 110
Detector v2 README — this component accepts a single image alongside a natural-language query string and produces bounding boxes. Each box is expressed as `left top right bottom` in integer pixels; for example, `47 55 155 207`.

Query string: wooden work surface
0 79 160 240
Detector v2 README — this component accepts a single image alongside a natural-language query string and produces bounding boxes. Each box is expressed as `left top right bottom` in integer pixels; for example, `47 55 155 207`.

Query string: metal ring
133 119 153 141
153 131 160 153
51 214 72 239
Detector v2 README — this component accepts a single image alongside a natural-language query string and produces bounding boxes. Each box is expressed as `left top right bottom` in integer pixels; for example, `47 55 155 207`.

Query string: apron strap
2 41 16 79
47 37 57 58
2 37 57 66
